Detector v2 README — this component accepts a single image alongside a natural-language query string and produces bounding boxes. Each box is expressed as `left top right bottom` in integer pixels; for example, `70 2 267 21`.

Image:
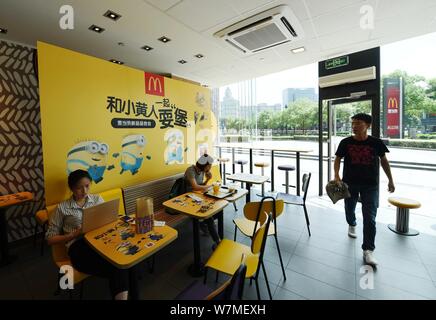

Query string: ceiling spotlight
141 45 153 51
109 59 124 65
158 36 171 43
291 47 305 54
195 54 204 59
0 27 7 34
104 10 122 21
89 25 105 33
178 60 187 64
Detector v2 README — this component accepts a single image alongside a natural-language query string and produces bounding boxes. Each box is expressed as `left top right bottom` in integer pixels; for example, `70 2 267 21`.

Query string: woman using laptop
184 154 221 247
46 169 129 300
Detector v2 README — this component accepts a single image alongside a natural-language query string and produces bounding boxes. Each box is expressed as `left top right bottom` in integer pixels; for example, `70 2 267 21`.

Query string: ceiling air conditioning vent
214 5 304 54
319 67 377 88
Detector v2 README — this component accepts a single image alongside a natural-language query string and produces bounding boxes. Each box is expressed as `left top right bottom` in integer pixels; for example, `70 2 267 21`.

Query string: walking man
334 113 395 266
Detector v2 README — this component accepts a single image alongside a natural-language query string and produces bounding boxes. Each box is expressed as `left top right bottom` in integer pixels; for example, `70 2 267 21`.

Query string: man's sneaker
348 226 357 238
363 250 378 266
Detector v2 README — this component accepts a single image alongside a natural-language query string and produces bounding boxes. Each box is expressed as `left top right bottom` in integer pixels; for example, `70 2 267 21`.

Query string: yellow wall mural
37 42 216 205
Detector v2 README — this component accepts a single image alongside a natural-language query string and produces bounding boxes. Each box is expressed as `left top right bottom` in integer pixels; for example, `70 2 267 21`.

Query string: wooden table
226 173 269 203
85 219 178 299
0 192 33 267
216 143 313 195
163 192 228 277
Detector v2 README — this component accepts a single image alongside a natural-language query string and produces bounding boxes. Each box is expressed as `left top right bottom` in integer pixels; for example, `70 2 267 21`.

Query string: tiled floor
1 192 435 300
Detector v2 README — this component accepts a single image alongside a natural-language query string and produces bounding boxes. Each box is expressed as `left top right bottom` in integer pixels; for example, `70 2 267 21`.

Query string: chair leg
54 273 61 296
250 278 253 286
255 278 261 300
79 281 84 300
233 225 237 241
303 205 311 236
261 261 273 300
203 267 208 284
274 234 286 281
233 202 238 212
148 255 155 273
40 223 46 256
33 223 38 247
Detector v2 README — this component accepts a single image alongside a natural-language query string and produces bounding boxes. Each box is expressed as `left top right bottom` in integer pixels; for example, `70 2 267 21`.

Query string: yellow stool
388 197 421 236
254 162 269 197
217 158 230 184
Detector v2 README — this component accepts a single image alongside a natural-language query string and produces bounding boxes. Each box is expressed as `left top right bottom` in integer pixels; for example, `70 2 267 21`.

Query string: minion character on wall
66 141 109 183
164 129 184 165
120 134 145 175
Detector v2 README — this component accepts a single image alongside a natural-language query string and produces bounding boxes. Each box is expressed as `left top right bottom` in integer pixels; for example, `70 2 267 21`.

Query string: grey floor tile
363 250 431 280
356 281 429 300
299 234 356 259
273 286 307 300
279 269 355 300
293 242 356 273
287 255 356 293
355 260 436 299
243 277 277 300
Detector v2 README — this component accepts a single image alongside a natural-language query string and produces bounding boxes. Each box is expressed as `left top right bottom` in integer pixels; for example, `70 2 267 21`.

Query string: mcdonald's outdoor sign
145 72 165 96
383 77 403 138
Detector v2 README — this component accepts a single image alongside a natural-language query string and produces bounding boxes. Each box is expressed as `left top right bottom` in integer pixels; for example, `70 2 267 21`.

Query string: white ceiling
1 0 436 87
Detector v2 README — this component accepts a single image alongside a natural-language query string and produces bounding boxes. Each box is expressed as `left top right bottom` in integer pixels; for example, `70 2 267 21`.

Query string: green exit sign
325 56 349 69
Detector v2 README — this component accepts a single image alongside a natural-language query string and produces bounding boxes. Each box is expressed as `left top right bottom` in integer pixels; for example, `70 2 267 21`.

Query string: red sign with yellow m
145 72 165 96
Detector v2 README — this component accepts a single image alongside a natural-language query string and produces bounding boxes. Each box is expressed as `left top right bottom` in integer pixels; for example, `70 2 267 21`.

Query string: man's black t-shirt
335 136 389 186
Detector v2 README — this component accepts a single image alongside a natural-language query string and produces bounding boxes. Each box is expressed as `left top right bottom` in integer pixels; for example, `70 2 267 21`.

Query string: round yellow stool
254 162 270 197
388 197 421 236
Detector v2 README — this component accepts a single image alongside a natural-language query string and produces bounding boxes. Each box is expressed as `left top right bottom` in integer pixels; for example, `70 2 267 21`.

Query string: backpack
166 177 187 215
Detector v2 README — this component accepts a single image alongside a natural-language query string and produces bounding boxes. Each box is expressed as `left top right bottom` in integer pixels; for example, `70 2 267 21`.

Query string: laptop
82 198 120 233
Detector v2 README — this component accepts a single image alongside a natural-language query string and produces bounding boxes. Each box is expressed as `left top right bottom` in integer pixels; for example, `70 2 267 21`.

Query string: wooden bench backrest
123 173 185 215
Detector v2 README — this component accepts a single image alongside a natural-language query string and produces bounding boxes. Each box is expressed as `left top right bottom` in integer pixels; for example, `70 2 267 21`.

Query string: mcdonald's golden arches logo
145 72 165 96
387 97 398 109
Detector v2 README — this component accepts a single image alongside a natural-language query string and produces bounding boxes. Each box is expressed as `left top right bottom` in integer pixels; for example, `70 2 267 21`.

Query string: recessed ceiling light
89 25 105 33
104 10 121 21
291 47 305 54
141 45 153 51
195 54 204 59
158 36 171 43
0 27 7 34
109 59 124 65
178 60 187 64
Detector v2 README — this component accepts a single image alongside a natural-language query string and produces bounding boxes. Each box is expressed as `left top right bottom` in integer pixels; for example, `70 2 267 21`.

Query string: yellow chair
233 197 286 280
204 212 273 300
176 254 247 300
46 205 90 299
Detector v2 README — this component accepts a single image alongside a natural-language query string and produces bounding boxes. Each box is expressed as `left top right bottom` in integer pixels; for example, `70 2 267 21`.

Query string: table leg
249 148 253 174
129 265 139 300
270 150 275 192
188 218 204 277
217 210 224 239
296 152 301 196
245 183 251 203
232 148 235 174
0 208 13 267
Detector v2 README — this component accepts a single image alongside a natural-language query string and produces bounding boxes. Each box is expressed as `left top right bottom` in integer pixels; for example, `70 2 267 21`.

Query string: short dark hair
68 169 92 190
351 113 372 125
